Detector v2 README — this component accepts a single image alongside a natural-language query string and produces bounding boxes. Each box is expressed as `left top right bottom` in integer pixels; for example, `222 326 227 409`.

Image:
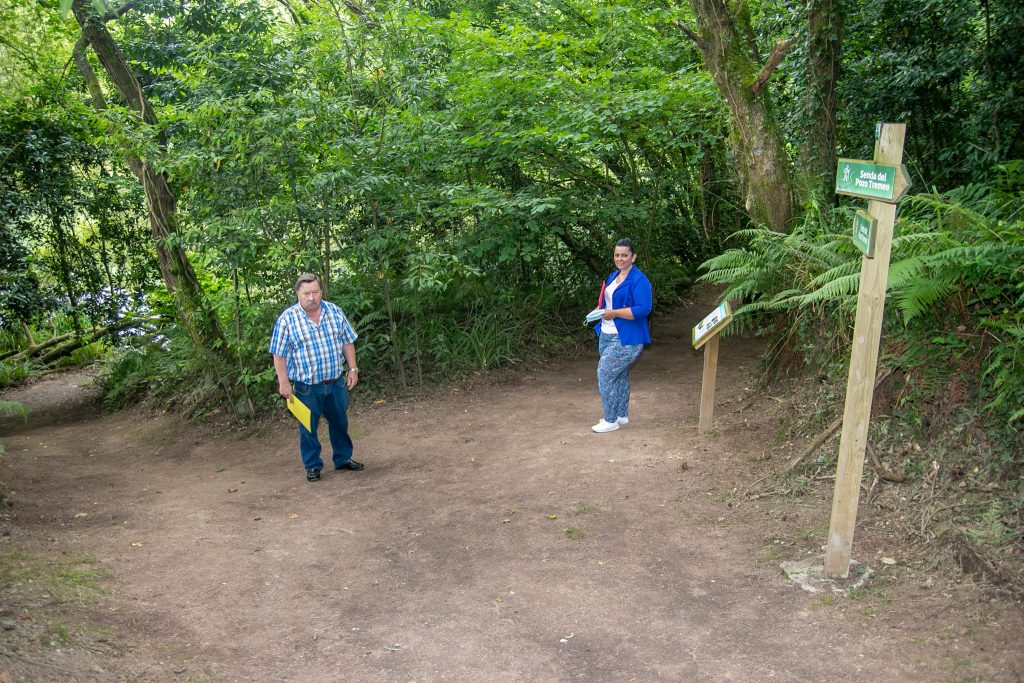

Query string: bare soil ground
2 290 1022 682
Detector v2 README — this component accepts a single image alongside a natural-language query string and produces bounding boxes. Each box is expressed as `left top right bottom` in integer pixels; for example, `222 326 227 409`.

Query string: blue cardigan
595 266 653 345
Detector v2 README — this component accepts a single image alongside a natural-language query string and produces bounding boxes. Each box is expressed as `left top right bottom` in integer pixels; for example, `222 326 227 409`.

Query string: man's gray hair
294 273 320 293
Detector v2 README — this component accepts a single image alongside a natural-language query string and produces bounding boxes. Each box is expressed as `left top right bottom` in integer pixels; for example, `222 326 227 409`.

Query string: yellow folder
286 395 312 432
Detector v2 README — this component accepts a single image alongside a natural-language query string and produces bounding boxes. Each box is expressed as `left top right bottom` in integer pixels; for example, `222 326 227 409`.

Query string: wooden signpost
692 302 733 433
824 123 910 578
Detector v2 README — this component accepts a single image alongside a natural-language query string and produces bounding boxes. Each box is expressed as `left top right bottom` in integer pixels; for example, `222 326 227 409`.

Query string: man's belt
294 377 340 386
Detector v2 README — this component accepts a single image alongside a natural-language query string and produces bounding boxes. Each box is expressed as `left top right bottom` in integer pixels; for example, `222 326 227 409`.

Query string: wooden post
692 302 731 434
824 123 907 577
698 334 720 433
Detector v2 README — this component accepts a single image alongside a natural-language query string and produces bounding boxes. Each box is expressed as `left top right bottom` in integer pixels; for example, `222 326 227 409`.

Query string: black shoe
306 468 321 481
334 460 364 471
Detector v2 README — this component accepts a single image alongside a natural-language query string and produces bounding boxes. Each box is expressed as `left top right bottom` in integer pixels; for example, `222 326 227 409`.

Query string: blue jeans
597 332 644 423
292 379 354 471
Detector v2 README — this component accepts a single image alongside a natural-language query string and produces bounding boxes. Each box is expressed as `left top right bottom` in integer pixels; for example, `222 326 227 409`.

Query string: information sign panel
692 302 733 350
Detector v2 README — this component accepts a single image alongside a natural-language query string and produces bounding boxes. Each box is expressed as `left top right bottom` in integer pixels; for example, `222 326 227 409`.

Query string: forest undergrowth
704 168 1024 595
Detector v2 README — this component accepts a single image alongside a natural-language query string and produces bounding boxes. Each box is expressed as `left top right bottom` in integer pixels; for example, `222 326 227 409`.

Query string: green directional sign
835 159 898 201
852 209 877 258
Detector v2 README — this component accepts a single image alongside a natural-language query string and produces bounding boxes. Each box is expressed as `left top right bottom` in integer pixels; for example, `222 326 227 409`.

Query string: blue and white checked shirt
269 301 358 384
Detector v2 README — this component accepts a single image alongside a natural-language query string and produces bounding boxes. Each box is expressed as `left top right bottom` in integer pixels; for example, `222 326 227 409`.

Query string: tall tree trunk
71 0 228 357
802 0 843 201
675 0 796 232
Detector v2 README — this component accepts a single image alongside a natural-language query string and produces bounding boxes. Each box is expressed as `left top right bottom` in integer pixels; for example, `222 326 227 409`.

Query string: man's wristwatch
349 367 359 373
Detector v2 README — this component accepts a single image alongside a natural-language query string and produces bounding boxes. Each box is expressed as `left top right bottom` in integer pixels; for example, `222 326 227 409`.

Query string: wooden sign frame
692 302 733 350
692 301 733 433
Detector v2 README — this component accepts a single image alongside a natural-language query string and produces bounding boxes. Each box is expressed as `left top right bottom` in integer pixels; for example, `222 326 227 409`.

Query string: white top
600 278 620 335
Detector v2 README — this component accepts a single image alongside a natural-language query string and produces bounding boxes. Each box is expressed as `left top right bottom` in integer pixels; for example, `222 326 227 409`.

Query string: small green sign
835 159 898 201
852 209 877 258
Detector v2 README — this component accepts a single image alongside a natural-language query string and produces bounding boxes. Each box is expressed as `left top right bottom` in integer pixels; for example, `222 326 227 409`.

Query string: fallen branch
867 442 906 482
787 414 842 471
8 318 153 366
1 330 79 362
864 474 880 506
747 488 791 500
786 366 896 471
34 319 147 365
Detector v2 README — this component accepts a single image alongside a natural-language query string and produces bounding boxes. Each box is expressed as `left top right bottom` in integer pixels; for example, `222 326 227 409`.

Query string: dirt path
2 292 1022 682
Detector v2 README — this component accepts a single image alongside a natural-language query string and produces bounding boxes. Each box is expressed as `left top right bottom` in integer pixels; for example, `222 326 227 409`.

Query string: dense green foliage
701 164 1024 552
3 0 746 410
702 164 1024 426
0 0 1021 439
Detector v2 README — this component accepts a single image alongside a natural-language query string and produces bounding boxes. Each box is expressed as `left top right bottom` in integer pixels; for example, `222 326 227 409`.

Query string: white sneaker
592 419 620 433
617 416 629 425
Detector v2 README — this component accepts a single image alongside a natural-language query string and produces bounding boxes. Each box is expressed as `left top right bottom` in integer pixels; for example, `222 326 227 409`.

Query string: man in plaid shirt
270 273 364 481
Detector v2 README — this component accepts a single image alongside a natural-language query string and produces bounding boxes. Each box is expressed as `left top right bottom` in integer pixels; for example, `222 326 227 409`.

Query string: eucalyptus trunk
676 0 796 232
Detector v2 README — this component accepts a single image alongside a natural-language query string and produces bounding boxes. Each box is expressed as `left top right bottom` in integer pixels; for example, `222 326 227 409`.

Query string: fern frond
893 278 957 323
885 256 930 290
797 272 861 305
696 265 755 284
735 288 804 316
787 237 848 269
891 231 950 255
697 248 754 273
727 227 782 244
717 281 759 302
808 260 862 289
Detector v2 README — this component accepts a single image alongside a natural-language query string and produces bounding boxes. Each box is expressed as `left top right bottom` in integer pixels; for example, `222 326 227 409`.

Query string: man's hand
278 380 293 399
272 354 292 399
346 370 359 391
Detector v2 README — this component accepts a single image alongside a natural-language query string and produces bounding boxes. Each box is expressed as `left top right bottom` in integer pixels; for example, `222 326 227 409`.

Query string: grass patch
798 522 830 542
0 550 108 605
847 587 890 604
231 424 272 442
757 545 787 563
808 594 837 609
941 656 977 682
709 490 742 506
39 618 72 647
572 503 600 517
564 527 585 540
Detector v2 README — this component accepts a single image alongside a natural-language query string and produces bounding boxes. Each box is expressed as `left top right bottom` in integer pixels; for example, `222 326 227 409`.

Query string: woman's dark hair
615 238 636 254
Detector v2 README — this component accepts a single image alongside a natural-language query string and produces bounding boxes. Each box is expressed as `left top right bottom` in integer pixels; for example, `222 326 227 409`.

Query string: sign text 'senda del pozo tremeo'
835 159 897 201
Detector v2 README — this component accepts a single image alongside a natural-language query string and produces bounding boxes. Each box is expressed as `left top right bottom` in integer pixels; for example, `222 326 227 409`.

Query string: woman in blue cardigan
593 238 653 433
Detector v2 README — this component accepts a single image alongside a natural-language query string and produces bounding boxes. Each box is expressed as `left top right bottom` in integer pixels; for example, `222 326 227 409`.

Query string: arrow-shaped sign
891 163 912 203
836 159 912 203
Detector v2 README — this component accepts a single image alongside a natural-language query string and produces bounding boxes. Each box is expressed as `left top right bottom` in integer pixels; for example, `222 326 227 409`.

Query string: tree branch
105 0 140 21
751 35 797 96
72 36 106 111
671 19 705 51
276 0 304 25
